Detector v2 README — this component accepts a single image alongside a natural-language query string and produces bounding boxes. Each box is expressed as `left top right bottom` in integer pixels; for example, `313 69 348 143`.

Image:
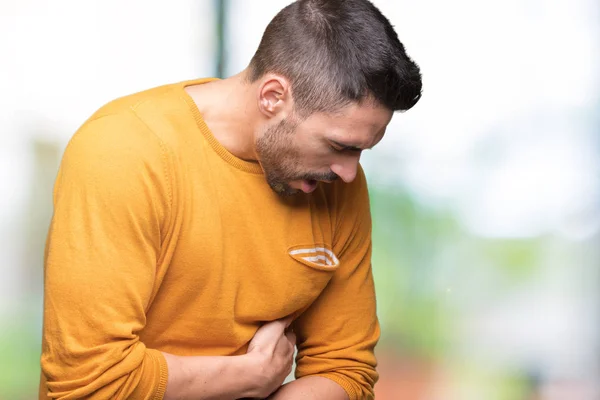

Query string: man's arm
285 166 380 400
41 113 293 399
268 376 349 400
41 113 173 398
163 318 296 400
161 354 257 400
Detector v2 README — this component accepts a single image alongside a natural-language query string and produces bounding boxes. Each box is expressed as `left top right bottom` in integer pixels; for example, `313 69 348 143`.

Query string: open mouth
301 179 318 193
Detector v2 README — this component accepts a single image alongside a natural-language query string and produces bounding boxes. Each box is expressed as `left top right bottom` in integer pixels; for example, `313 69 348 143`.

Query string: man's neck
185 71 260 162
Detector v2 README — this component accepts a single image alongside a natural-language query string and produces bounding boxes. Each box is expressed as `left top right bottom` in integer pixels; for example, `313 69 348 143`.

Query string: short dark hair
247 0 422 115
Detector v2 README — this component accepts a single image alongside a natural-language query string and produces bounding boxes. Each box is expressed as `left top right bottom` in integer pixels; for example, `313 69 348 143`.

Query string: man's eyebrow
330 140 366 151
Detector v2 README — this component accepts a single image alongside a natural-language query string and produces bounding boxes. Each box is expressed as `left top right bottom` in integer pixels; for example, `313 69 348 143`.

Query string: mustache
298 171 339 182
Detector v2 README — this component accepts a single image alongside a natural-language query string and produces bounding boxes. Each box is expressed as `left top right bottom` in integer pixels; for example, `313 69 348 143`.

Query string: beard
255 116 337 196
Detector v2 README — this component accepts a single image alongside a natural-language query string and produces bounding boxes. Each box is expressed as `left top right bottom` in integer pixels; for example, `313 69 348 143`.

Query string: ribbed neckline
179 78 264 175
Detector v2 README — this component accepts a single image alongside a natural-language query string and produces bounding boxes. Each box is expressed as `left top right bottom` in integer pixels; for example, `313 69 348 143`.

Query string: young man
40 0 422 399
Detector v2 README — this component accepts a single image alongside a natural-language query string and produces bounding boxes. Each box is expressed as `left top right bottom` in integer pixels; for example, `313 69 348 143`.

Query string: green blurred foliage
0 314 40 399
370 185 544 359
370 185 459 357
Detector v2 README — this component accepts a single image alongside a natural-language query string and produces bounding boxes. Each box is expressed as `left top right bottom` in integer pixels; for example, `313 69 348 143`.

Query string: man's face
255 101 393 196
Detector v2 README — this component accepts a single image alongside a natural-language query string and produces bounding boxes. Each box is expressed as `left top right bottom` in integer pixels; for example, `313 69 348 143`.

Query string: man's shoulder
86 81 182 121
73 78 213 152
85 77 213 124
322 164 370 206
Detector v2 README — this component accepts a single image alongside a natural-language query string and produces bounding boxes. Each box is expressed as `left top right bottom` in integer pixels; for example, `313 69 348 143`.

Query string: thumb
268 315 294 335
281 314 295 329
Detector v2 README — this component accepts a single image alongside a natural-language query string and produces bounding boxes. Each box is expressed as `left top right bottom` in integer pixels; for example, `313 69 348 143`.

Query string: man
40 0 422 399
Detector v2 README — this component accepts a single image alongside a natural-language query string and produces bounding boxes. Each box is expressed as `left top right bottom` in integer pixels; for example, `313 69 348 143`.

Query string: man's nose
330 157 360 183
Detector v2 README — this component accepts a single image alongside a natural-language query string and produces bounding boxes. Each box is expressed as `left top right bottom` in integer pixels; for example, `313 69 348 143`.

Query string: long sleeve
41 111 172 399
293 166 380 400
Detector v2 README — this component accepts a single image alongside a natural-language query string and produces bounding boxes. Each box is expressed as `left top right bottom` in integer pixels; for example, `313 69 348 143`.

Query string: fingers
283 314 295 328
285 329 296 347
268 315 294 330
263 315 295 336
250 315 296 344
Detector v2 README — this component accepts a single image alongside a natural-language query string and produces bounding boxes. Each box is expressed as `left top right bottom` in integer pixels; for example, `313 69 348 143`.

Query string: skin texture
268 376 349 399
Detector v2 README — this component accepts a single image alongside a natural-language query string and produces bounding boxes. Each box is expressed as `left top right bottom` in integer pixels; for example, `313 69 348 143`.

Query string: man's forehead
304 102 392 130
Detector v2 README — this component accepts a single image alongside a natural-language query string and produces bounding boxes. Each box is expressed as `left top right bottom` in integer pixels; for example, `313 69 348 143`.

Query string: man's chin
269 181 300 197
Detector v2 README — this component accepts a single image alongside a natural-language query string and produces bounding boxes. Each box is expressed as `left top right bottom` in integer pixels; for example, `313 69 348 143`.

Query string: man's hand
162 316 296 400
245 316 297 399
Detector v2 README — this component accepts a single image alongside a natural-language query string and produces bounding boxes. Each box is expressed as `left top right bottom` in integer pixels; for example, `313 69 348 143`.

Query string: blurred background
1 0 598 398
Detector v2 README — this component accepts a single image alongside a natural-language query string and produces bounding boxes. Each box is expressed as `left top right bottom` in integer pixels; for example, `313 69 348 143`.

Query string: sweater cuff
315 373 361 400
129 348 169 400
147 349 169 400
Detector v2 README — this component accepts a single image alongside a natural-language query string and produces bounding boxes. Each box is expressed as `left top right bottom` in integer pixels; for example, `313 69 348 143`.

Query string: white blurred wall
0 0 216 314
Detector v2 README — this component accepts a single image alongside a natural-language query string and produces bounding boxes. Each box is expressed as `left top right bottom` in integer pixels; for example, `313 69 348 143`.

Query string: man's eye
329 145 344 152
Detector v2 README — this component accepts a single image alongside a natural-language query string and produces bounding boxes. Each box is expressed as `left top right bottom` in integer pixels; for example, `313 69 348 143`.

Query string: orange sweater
40 78 380 400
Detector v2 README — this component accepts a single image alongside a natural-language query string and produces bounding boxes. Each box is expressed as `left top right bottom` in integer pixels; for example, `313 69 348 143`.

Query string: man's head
246 0 422 196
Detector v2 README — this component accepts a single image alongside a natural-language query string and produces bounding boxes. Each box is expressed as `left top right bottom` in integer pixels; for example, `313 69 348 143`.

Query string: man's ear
257 74 293 118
